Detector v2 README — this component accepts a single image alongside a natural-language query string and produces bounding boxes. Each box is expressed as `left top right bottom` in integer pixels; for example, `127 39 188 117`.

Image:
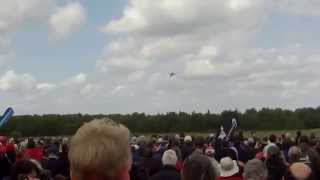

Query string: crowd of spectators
0 118 320 180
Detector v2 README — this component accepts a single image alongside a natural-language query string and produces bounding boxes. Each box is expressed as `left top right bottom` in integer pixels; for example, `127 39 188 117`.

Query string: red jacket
216 175 243 180
0 143 15 153
25 147 43 161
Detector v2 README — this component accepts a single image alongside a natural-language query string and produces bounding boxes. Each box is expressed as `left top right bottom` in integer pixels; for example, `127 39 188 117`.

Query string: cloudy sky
0 0 320 115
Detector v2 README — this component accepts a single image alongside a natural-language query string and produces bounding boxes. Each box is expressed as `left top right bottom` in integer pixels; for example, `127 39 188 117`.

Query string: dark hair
11 160 39 180
194 136 205 149
182 154 216 180
266 147 286 180
307 149 320 179
296 131 301 137
222 148 238 161
269 134 277 143
27 139 36 149
141 147 153 158
300 135 309 144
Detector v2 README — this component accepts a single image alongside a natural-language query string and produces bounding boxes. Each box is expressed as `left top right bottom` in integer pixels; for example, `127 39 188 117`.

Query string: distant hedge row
1 107 320 137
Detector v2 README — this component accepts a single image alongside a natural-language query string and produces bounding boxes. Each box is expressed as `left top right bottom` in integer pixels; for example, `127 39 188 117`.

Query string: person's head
285 133 292 139
243 159 267 180
27 138 36 149
61 143 68 154
269 134 277 143
194 136 205 150
300 135 309 144
266 145 280 159
0 136 8 145
232 134 242 146
310 133 316 139
306 148 320 175
69 118 131 180
48 145 59 158
219 157 240 177
11 160 40 180
288 146 301 164
283 137 293 146
162 149 178 167
262 137 268 144
222 146 238 160
297 131 301 137
182 154 216 180
205 146 215 158
285 163 312 180
184 135 192 144
141 146 153 158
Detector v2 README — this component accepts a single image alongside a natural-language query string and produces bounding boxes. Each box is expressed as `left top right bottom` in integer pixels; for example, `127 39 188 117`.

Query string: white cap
157 138 164 143
162 149 178 166
184 135 192 142
132 144 139 150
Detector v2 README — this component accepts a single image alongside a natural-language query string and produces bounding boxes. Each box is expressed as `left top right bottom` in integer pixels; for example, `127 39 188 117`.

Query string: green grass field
139 129 320 138
242 129 320 138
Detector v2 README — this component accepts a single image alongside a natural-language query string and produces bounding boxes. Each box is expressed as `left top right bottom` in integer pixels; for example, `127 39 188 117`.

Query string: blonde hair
69 118 131 180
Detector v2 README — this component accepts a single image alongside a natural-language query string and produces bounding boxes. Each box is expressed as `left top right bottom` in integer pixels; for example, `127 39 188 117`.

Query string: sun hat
219 157 239 177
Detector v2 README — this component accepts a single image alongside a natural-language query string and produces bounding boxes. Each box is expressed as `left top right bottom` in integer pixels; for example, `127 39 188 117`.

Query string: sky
0 0 320 115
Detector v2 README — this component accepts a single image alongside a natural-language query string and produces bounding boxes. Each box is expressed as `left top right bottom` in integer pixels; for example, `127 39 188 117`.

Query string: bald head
289 163 312 180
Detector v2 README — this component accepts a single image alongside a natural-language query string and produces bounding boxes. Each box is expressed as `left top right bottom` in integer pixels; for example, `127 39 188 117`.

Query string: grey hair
288 146 301 157
288 146 301 163
243 159 267 180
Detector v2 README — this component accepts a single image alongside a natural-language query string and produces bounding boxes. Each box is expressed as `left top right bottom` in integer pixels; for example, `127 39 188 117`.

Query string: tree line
1 107 320 137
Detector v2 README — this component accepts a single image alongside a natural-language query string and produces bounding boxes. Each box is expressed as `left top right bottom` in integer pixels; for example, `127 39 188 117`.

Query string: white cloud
80 83 101 96
73 73 87 84
0 0 55 33
63 73 87 85
36 83 56 91
49 2 87 40
98 0 266 78
111 85 126 95
2 0 320 114
0 70 36 92
96 0 320 112
229 0 254 11
128 71 145 82
184 59 216 79
0 0 56 69
103 0 264 36
99 56 150 72
276 0 320 16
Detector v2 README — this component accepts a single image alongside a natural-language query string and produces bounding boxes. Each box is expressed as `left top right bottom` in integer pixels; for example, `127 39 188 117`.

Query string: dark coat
0 144 15 178
266 157 286 180
134 157 162 180
149 165 180 180
42 154 70 178
181 143 194 160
